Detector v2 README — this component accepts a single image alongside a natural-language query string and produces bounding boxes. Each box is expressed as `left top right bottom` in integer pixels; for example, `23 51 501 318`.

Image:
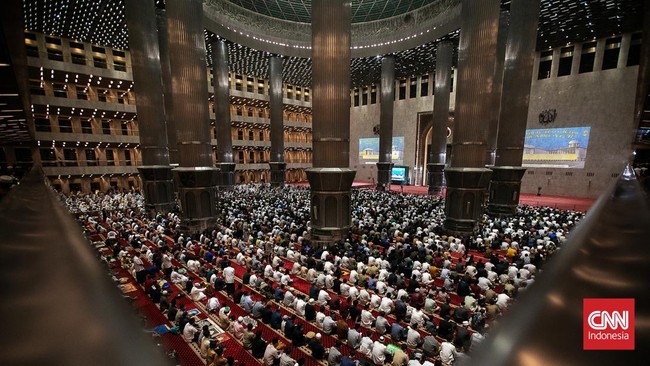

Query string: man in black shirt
305 298 317 321
309 333 326 359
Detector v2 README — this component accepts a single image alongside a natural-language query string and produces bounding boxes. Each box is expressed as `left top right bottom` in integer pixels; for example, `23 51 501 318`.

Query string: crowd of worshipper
64 184 584 366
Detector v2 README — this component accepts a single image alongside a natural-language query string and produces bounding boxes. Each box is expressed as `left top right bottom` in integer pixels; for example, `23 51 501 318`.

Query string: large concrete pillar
485 11 510 165
212 40 235 188
488 0 541 216
376 55 395 190
166 0 219 232
269 55 286 187
443 0 501 233
307 0 356 247
125 0 174 215
156 8 179 166
427 42 453 195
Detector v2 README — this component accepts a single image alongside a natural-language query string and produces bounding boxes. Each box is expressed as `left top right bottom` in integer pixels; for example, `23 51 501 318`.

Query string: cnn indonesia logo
583 298 635 350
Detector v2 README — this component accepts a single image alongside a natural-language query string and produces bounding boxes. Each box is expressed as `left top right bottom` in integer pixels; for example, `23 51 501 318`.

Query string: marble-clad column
443 0 501 233
212 40 235 188
306 0 356 247
488 0 541 216
427 42 453 195
269 55 286 187
166 0 219 232
125 0 174 215
376 55 395 190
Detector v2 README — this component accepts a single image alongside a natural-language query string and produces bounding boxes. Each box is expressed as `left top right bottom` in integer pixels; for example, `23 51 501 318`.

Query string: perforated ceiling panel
205 30 459 87
22 0 644 52
227 0 438 23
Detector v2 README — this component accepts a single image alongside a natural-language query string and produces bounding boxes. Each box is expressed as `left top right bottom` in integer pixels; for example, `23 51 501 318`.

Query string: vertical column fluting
488 0 541 216
156 8 178 166
310 0 352 168
125 0 174 215
443 0 501 233
376 55 395 190
306 0 356 247
166 0 218 232
485 11 510 165
212 40 235 188
269 55 286 186
427 42 453 195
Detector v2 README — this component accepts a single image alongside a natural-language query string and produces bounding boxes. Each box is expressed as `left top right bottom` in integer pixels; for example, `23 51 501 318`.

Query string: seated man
189 282 207 302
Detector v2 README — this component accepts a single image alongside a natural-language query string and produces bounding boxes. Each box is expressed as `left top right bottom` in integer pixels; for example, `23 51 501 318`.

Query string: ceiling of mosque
226 0 438 24
20 0 645 87
205 30 460 87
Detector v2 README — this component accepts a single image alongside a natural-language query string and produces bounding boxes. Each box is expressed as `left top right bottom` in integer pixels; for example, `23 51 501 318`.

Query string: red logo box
583 298 635 350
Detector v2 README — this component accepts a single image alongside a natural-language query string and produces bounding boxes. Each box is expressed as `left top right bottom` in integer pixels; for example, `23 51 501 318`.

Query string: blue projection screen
359 136 404 165
391 167 407 183
522 127 591 168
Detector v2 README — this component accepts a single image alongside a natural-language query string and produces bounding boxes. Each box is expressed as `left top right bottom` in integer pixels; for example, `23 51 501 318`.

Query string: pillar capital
172 167 220 233
487 166 527 216
444 167 492 233
376 162 394 190
307 168 356 247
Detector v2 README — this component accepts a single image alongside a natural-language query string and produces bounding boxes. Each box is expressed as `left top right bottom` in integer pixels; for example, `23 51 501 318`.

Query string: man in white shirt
321 250 330 261
379 296 394 314
190 282 207 302
295 296 306 316
360 309 375 328
496 293 511 310
370 293 382 309
371 336 387 365
306 268 318 282
264 264 274 278
182 319 199 343
248 272 258 287
187 258 200 273
278 348 296 366
206 296 220 313
236 252 246 265
421 271 432 285
359 288 370 306
439 341 456 366
348 286 359 301
170 268 189 286
477 276 492 291
291 261 301 275
263 339 281 366
409 352 435 366
283 288 296 307
349 270 358 285
406 325 422 349
323 314 336 335
340 281 351 297
358 335 373 356
133 254 145 283
315 310 326 328
223 264 236 294
410 307 429 327
318 289 331 306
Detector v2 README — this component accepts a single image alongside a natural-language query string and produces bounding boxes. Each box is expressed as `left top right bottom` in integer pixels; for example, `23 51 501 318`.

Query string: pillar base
138 166 175 216
487 166 527 216
172 167 219 233
306 168 356 248
215 163 235 189
426 163 445 195
269 162 286 187
443 167 492 233
376 162 393 191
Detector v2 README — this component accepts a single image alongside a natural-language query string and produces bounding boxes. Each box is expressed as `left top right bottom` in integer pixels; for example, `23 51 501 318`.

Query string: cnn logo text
583 298 635 350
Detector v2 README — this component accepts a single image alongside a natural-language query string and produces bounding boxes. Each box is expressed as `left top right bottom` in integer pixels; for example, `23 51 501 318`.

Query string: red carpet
290 181 594 212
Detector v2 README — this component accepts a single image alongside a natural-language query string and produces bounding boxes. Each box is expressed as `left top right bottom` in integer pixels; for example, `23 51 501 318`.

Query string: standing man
223 261 235 296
